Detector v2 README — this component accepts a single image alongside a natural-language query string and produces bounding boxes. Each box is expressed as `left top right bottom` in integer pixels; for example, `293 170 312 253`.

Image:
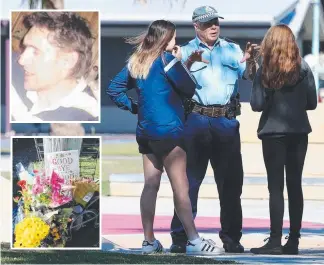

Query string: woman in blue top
107 20 222 255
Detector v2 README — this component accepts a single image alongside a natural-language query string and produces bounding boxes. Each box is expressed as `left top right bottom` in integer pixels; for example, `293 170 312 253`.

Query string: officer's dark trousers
262 135 308 239
170 112 244 244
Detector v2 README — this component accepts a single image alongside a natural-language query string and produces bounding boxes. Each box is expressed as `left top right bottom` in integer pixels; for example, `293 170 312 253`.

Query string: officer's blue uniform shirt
181 37 246 106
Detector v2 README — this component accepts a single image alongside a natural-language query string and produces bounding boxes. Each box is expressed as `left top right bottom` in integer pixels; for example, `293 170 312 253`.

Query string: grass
101 142 139 156
101 158 143 195
102 159 142 175
1 243 235 264
99 143 143 195
79 156 100 180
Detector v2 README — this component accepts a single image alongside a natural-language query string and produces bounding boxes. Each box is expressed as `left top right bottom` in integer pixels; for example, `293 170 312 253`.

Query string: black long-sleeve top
250 59 318 139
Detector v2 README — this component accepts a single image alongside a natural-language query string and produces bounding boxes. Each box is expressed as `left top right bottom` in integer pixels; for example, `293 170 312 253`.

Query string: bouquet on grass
13 165 74 248
13 162 100 248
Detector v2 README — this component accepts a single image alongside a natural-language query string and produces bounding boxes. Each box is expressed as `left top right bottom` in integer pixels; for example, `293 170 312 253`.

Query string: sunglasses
198 18 219 27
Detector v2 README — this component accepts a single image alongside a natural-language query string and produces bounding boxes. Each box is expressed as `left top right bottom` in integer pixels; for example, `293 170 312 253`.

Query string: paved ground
100 196 324 264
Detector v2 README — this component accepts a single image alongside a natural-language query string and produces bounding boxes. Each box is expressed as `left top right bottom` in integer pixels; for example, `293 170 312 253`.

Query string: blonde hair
126 20 176 79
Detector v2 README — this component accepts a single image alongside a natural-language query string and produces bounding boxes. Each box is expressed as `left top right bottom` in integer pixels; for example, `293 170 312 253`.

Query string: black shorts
136 137 186 158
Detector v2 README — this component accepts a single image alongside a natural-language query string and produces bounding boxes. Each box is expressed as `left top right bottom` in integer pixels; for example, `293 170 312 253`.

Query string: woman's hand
240 42 260 63
172 45 182 60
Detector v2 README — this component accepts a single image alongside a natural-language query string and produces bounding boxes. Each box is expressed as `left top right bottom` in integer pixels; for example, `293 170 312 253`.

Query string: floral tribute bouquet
13 163 99 248
14 215 50 248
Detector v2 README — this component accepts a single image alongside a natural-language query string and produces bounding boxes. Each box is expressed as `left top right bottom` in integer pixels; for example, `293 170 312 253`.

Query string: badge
205 6 213 13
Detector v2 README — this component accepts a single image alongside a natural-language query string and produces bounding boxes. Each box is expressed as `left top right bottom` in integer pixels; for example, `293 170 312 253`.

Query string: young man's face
18 26 75 91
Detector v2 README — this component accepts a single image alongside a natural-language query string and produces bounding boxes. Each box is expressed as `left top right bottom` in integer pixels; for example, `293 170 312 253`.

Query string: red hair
260 24 301 89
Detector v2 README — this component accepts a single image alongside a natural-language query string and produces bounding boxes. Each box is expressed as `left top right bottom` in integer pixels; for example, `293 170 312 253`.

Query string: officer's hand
240 42 260 63
172 45 182 60
189 50 209 64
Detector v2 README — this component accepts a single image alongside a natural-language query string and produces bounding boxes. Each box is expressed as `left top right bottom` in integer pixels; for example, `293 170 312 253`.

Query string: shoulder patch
220 37 242 52
222 37 238 44
180 41 190 47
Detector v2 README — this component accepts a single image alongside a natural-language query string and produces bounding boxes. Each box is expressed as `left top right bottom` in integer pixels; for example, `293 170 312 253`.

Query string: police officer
170 5 259 253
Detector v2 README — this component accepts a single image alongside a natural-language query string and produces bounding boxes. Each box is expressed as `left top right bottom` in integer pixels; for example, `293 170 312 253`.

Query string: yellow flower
14 216 50 248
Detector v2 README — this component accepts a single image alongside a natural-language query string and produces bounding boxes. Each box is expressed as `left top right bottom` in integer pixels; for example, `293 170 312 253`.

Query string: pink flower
32 184 43 195
50 170 72 206
52 191 61 205
42 176 51 186
51 171 64 188
32 175 44 195
52 183 61 190
13 196 20 203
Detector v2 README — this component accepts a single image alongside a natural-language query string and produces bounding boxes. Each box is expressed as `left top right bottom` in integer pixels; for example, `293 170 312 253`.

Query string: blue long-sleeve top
107 52 196 140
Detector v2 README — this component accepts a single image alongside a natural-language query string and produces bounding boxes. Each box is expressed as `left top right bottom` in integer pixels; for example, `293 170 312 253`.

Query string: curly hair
260 24 301 89
23 12 94 79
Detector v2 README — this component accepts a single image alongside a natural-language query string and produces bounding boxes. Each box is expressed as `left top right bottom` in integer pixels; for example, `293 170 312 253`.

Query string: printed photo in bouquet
10 10 100 123
11 136 101 249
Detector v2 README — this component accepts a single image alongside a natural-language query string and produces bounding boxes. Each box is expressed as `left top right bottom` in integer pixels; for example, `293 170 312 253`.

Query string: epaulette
180 41 190 47
222 37 238 45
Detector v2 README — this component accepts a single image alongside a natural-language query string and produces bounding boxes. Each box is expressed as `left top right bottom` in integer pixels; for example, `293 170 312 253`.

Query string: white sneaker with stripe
186 238 224 255
142 239 164 254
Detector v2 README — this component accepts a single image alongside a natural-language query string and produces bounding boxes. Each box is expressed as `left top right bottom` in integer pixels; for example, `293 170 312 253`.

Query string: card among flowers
45 150 80 208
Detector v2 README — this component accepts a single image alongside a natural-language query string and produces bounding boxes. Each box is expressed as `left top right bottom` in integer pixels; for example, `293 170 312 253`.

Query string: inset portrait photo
10 11 100 123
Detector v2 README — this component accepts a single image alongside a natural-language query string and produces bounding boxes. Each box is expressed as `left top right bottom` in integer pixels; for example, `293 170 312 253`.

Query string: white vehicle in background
319 83 324 102
304 53 324 103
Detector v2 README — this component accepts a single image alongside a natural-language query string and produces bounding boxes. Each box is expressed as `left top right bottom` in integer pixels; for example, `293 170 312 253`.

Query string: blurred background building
1 0 324 134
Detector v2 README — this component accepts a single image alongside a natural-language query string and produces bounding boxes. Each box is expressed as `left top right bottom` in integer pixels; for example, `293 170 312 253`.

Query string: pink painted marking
102 214 324 235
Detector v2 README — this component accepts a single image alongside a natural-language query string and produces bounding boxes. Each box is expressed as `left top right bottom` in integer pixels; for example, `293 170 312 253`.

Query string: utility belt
192 104 227 117
184 93 241 119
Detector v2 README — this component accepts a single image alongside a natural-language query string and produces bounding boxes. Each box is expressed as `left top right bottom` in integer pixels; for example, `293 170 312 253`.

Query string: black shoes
170 243 186 253
250 237 283 255
222 236 245 253
170 231 187 253
282 235 299 255
250 235 300 255
171 235 300 255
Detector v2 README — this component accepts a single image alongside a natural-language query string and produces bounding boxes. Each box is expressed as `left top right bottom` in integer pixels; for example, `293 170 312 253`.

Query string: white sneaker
186 238 224 255
142 239 164 254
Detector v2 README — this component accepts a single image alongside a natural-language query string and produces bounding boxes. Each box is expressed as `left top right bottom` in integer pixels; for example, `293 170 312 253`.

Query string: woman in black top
250 24 318 255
